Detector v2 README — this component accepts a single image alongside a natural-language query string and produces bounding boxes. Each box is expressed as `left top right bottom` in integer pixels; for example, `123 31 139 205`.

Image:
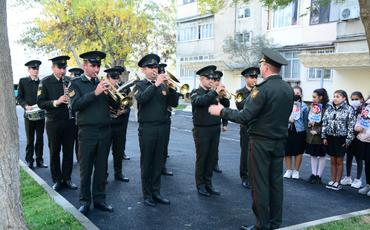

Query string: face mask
350 100 362 109
294 95 301 101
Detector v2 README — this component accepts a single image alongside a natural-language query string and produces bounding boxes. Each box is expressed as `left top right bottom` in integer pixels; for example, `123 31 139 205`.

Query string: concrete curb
278 208 370 230
19 160 99 230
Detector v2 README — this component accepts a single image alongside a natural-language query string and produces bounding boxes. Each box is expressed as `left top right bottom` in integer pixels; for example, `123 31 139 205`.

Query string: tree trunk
0 0 27 229
359 0 370 51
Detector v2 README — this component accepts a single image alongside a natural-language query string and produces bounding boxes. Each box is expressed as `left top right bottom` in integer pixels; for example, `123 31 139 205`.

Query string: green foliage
20 169 83 230
223 34 274 67
19 0 176 67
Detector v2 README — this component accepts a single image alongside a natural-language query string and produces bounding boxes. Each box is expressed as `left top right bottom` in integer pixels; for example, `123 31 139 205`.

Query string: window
238 7 251 19
310 0 341 25
183 0 195 5
281 51 300 80
235 32 252 45
272 0 298 28
198 23 214 39
177 23 198 42
180 67 196 78
177 21 214 42
308 68 331 80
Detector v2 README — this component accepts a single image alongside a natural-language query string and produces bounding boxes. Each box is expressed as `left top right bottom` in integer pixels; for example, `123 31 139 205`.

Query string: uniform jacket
321 102 355 146
37 74 70 122
69 74 118 126
191 87 221 127
17 76 40 109
221 75 294 140
134 79 179 124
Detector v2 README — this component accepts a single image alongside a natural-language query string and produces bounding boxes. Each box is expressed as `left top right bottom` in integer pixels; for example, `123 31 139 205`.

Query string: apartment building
176 0 370 104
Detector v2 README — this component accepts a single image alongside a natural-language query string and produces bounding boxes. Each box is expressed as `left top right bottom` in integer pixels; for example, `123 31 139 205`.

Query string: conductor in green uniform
209 48 294 230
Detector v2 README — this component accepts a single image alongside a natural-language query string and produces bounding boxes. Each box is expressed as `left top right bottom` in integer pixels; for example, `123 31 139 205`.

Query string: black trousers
121 113 129 155
248 136 285 230
46 119 75 183
240 125 249 181
163 121 171 167
193 125 221 188
24 118 45 164
79 125 111 204
138 123 168 199
110 123 125 176
72 121 79 162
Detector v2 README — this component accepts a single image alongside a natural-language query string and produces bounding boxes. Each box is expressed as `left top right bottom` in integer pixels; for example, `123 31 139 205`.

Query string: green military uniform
220 49 293 230
37 56 76 190
237 67 260 188
69 51 117 214
212 70 229 174
68 67 83 162
191 65 222 196
134 54 179 206
236 86 251 183
105 67 130 182
17 60 46 169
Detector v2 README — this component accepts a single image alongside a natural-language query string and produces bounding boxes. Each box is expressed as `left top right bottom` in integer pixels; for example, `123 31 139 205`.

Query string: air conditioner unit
340 6 360 21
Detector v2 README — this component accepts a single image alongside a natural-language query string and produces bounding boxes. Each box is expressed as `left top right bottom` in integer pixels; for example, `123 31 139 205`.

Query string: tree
223 34 274 67
0 0 27 229
19 0 176 67
198 0 370 51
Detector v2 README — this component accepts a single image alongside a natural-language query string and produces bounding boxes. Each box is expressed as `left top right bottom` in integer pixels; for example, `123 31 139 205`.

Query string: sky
7 1 50 83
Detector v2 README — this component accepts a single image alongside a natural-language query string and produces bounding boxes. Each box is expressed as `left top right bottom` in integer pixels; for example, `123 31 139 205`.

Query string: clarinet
63 78 74 119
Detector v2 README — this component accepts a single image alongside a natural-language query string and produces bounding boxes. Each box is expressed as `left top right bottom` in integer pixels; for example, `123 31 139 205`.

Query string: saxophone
63 77 74 119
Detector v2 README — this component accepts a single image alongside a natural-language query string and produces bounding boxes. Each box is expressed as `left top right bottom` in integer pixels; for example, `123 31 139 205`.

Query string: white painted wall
333 68 370 99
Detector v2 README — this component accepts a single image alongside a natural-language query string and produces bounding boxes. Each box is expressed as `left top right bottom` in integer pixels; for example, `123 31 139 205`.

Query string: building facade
176 0 370 105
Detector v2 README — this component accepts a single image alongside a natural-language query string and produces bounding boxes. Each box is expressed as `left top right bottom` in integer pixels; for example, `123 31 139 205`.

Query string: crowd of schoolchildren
282 87 370 196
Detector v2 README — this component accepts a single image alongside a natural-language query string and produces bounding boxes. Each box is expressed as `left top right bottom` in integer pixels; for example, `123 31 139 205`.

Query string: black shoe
94 202 114 212
161 168 173 176
52 182 62 191
36 162 48 168
79 204 90 215
144 198 156 207
63 180 78 190
153 194 170 205
307 174 316 184
115 174 130 182
213 164 222 173
206 186 221 195
27 162 34 169
315 175 323 184
122 154 130 160
242 180 250 189
197 185 211 197
240 225 256 230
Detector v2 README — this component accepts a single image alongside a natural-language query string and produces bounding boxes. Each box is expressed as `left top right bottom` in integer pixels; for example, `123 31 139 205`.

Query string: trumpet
117 75 140 92
100 76 132 106
218 88 244 103
164 71 190 95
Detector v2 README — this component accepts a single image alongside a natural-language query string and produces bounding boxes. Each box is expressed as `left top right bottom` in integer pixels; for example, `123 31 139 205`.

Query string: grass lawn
20 169 83 230
309 214 370 230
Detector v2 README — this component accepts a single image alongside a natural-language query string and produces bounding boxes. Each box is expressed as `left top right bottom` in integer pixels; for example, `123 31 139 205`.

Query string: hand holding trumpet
155 73 167 87
95 79 110 96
